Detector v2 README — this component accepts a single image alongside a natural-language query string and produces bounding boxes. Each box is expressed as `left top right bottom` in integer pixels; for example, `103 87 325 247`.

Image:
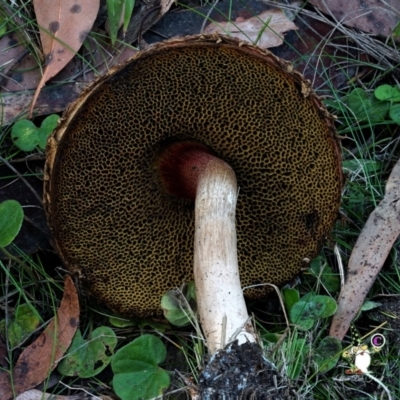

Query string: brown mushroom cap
44 34 342 317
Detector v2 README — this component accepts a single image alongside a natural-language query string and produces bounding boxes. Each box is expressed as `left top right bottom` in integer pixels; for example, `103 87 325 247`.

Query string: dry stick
330 158 400 340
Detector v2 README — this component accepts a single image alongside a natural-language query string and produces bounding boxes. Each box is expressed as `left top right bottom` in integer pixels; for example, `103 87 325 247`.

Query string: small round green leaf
389 103 400 124
0 200 24 247
112 334 170 400
289 295 337 330
374 84 394 101
346 88 390 122
161 284 196 327
289 302 314 330
11 120 38 151
282 288 300 313
58 326 117 378
313 336 342 373
11 115 59 151
5 304 40 348
390 86 400 102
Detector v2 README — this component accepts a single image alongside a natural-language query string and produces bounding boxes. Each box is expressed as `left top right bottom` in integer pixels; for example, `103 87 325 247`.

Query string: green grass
1 0 400 398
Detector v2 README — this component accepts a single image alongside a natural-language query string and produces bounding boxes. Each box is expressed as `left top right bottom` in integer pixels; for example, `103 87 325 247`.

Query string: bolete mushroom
44 35 342 352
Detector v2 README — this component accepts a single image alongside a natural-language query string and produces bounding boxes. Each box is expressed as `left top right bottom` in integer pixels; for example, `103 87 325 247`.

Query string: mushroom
44 35 342 354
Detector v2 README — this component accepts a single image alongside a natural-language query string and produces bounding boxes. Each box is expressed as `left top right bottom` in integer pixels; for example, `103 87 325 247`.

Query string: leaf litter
0 0 397 124
0 276 79 400
309 0 400 38
28 0 100 117
204 9 297 48
330 158 400 340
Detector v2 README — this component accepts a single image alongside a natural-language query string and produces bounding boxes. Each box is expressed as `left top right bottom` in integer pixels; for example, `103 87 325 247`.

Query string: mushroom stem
194 158 256 354
156 141 256 354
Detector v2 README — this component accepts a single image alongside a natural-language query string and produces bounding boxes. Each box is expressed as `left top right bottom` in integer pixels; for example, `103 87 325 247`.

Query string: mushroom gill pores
44 35 342 317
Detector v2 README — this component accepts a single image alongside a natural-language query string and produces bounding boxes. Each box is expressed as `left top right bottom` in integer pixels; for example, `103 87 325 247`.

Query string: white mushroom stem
193 158 256 354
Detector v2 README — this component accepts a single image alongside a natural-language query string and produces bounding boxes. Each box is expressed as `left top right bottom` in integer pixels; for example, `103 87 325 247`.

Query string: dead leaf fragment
16 389 82 400
308 0 400 38
330 158 400 340
204 9 298 48
0 276 79 400
29 0 100 117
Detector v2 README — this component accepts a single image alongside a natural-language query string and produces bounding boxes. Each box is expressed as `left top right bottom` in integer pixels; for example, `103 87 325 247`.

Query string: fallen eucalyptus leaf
330 158 400 340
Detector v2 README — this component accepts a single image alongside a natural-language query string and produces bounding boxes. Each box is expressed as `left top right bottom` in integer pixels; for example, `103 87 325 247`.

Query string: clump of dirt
198 341 292 399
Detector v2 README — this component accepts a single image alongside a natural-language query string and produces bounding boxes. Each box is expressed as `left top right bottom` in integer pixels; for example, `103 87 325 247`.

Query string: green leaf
38 114 59 149
137 318 169 332
262 332 280 343
346 88 368 109
109 315 135 328
375 85 400 103
389 103 400 124
313 336 342 373
11 115 59 151
360 300 381 312
58 326 117 378
11 120 38 151
310 258 340 293
391 86 400 102
323 99 342 111
374 85 394 101
161 282 196 327
0 200 24 247
112 334 170 400
342 159 382 175
346 88 390 123
106 0 124 45
289 302 314 330
0 16 8 38
289 295 337 330
282 288 300 313
123 0 135 34
0 304 41 348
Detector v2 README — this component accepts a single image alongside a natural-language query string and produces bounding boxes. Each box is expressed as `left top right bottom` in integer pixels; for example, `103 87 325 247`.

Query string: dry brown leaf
0 276 79 399
204 9 297 48
330 158 400 340
29 0 100 117
160 0 175 17
308 0 400 38
16 389 81 400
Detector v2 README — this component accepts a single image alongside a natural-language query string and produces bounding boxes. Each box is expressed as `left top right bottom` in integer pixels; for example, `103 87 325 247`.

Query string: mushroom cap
44 34 342 317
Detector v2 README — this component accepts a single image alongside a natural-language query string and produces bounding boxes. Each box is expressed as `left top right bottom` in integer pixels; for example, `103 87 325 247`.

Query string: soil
197 341 293 399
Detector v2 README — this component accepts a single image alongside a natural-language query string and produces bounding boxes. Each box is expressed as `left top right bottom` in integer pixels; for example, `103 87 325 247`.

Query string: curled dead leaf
204 9 298 48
